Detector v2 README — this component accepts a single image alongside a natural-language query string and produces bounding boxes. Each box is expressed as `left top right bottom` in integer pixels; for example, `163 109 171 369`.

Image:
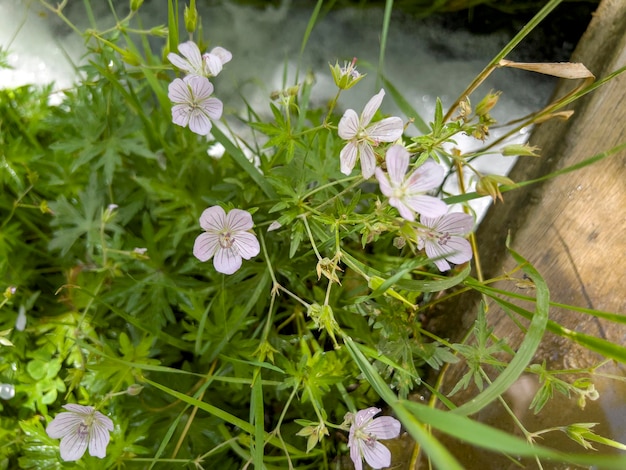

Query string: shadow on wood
425 0 626 467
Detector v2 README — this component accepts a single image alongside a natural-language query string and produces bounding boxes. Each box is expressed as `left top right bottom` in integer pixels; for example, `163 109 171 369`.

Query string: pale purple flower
417 212 474 271
193 206 260 275
348 407 401 470
202 46 232 77
168 75 223 135
375 145 447 221
46 404 113 461
167 41 232 77
338 89 403 178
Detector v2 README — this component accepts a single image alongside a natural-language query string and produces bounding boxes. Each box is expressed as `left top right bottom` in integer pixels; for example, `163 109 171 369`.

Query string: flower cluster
338 89 473 271
167 41 230 135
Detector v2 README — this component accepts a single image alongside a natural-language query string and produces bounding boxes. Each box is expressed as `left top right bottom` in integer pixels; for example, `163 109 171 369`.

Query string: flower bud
149 25 169 37
475 90 501 117
502 143 541 157
184 0 198 34
130 0 144 11
476 174 515 203
126 384 144 396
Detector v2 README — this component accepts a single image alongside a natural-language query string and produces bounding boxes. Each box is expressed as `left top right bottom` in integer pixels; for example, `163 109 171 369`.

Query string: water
0 0 556 221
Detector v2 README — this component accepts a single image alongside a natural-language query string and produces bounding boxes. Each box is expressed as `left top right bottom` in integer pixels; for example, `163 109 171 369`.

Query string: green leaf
453 242 549 416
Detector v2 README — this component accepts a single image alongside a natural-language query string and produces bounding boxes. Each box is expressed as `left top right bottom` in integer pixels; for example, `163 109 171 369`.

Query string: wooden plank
425 1 626 465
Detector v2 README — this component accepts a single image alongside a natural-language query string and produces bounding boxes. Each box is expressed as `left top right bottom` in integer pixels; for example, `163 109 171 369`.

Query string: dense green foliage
1 0 625 469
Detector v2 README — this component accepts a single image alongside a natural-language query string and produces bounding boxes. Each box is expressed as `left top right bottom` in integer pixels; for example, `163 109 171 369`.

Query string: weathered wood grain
424 0 626 466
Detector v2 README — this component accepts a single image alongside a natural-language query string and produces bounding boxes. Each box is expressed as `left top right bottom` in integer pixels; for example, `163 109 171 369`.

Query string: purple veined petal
366 416 401 440
46 413 83 439
210 46 232 65
168 78 191 104
59 431 89 461
433 212 474 235
62 404 93 414
225 209 254 232
188 111 213 135
338 109 360 140
171 104 192 128
406 195 447 218
184 75 214 99
405 161 444 193
354 407 381 426
361 440 392 469
233 232 260 259
199 206 226 231
340 142 358 175
360 89 385 127
203 53 223 76
367 116 404 142
167 52 191 72
375 168 393 197
213 247 243 275
424 241 452 272
88 417 112 458
350 439 364 470
385 145 410 185
193 232 220 262
177 41 203 73
442 236 473 264
389 198 416 222
359 143 377 179
201 97 224 121
95 411 114 432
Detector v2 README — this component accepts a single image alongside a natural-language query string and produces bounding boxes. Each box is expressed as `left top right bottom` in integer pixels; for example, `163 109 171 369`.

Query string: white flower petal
366 416 401 440
405 195 447 218
203 53 223 76
385 145 409 185
354 407 381 426
177 41 203 73
46 413 83 439
405 161 444 193
188 111 213 135
338 109 360 140
199 206 226 231
210 46 232 65
375 168 393 197
340 142 359 175
350 439 364 470
359 143 377 179
201 97 224 121
167 52 192 72
171 104 191 127
193 232 219 262
88 417 112 459
361 440 392 470
168 78 191 104
233 232 260 260
213 247 243 275
442 236 472 264
425 241 452 272
367 116 404 142
184 75 214 99
432 212 474 235
389 198 415 222
226 209 254 232
360 89 385 126
59 431 89 461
